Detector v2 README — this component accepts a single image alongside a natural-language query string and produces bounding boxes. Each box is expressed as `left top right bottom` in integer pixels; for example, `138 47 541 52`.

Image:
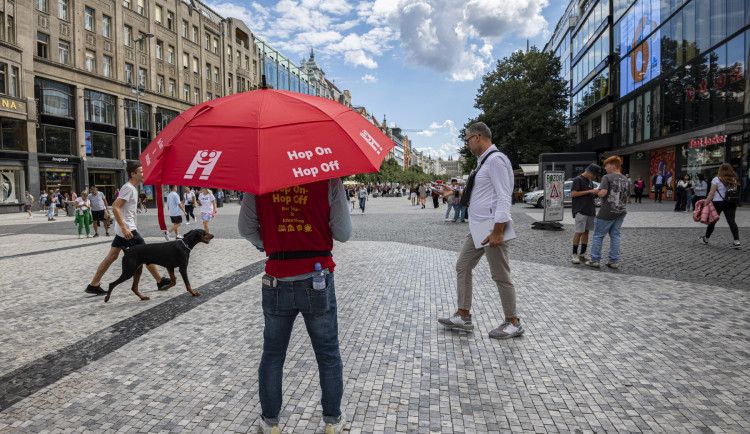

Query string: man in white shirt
85 162 170 296
164 185 187 240
438 122 524 339
89 186 110 237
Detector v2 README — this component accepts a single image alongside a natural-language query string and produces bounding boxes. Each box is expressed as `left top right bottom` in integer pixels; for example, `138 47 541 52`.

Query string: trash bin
65 201 76 216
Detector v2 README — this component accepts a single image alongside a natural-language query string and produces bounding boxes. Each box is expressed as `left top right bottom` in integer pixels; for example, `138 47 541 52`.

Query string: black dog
105 229 214 302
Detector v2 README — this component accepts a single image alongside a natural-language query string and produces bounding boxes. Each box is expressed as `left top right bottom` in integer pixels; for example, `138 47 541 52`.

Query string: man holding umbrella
239 178 352 434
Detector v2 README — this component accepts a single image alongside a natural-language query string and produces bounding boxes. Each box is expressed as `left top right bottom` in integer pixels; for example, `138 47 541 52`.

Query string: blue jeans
445 203 456 219
47 203 55 219
455 205 466 222
259 272 342 425
590 215 625 264
358 197 366 212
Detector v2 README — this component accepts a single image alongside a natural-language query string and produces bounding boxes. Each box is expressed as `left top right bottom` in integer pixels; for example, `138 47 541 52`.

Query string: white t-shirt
89 191 106 211
198 192 215 213
184 191 195 206
711 177 729 202
115 182 138 237
76 198 91 211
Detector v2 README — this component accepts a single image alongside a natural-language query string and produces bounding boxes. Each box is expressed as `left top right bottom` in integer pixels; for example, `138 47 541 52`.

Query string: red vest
257 180 335 278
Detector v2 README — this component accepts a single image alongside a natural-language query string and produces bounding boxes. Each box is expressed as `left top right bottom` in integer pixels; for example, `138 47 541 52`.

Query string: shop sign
635 151 646 160
0 98 24 112
689 134 727 148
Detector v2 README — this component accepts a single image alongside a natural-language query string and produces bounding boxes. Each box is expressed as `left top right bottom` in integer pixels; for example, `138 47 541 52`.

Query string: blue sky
205 0 569 160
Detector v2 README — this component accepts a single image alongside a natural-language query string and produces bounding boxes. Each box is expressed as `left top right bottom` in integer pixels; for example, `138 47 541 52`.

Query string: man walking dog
85 162 170 296
239 178 351 434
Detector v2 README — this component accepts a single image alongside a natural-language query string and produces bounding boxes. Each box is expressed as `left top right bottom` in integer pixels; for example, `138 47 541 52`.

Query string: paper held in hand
469 219 516 249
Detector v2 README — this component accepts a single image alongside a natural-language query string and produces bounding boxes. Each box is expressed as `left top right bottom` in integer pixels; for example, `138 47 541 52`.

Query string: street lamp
133 33 154 158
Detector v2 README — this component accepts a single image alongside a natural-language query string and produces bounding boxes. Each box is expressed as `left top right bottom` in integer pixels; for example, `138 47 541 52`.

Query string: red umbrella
139 88 394 229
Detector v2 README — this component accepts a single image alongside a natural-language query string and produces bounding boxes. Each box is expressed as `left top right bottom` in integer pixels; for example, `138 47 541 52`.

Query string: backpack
718 180 740 204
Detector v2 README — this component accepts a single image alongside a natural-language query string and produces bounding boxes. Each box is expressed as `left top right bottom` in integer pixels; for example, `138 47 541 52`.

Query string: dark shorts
91 210 105 221
111 231 146 250
25 205 32 211
170 215 183 224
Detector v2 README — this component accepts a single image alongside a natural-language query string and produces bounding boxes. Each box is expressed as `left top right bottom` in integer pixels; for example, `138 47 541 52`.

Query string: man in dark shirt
652 170 665 202
570 164 600 264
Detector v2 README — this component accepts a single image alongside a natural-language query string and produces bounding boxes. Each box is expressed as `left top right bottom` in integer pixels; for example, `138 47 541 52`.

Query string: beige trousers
455 232 517 319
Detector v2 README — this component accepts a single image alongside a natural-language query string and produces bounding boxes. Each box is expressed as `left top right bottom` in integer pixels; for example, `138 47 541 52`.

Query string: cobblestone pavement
1 199 749 433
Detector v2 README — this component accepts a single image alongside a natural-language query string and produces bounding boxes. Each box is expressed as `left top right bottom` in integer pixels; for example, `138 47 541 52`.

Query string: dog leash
179 239 192 251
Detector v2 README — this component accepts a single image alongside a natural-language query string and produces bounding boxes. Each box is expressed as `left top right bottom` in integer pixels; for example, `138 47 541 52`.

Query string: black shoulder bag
460 150 499 208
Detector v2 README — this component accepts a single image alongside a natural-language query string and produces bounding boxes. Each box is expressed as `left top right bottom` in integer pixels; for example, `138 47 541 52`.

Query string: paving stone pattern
0 200 749 433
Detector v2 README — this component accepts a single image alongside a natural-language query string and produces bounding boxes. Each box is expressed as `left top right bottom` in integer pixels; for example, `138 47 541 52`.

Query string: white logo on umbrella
184 150 222 180
360 130 382 155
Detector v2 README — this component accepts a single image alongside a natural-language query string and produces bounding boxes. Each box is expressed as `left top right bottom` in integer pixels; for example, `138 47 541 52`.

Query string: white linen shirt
467 146 514 225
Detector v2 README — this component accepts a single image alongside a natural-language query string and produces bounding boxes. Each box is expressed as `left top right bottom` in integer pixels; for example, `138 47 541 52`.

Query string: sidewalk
1 211 749 432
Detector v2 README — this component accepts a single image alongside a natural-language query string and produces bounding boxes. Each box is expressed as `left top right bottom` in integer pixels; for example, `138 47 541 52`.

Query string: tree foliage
462 47 574 170
349 158 443 184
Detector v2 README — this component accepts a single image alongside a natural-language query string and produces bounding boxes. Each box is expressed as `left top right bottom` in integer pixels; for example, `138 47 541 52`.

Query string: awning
518 164 538 176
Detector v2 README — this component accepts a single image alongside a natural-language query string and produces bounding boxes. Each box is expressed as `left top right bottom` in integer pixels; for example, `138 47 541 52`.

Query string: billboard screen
619 0 661 97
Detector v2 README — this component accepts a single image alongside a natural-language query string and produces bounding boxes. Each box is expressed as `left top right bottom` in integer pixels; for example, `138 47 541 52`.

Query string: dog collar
179 239 192 251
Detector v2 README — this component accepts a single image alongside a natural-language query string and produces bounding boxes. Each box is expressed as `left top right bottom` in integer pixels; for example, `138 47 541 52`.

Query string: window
155 5 162 24
85 50 96 73
0 119 26 151
58 41 69 65
193 57 198 73
183 84 189 101
84 90 116 125
123 0 131 8
592 115 602 136
206 91 211 101
58 0 68 21
123 100 149 130
124 25 132 47
125 63 133 84
169 79 175 97
138 68 146 88
182 20 188 38
0 64 6 95
206 63 211 78
167 11 174 31
138 32 147 53
157 75 164 93
214 67 219 83
213 38 218 54
156 40 163 59
205 33 210 50
228 46 232 62
84 7 94 31
4 15 14 44
37 33 49 58
9 66 19 97
102 15 111 38
245 56 249 70
87 131 116 158
237 50 240 65
37 0 48 13
192 26 198 43
35 78 74 118
167 45 174 64
193 87 199 104
137 0 146 15
103 55 112 77
227 73 233 89
183 52 189 70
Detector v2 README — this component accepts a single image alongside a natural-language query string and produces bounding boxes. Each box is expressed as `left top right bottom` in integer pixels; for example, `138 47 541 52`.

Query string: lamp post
133 33 154 158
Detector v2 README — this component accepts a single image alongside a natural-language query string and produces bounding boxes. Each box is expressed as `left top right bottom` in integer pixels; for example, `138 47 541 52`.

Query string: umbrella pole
156 184 167 231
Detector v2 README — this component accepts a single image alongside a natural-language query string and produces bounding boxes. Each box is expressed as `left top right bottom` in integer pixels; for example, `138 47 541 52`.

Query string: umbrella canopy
140 89 394 196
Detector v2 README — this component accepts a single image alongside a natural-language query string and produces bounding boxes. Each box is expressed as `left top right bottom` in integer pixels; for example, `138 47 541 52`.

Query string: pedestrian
570 164 601 264
418 183 427 208
75 191 93 239
55 190 64 216
443 179 460 221
197 187 217 233
674 175 689 211
634 176 644 203
357 183 368 215
115 188 119 199
46 189 56 221
70 191 77 202
700 163 741 249
585 156 630 269
238 178 351 434
89 187 110 237
652 170 665 202
40 191 48 213
139 191 147 213
410 184 417 205
348 186 356 214
24 190 34 219
183 187 196 225
84 162 171 296
438 122 524 339
431 186 440 208
164 185 187 240
692 173 708 208
684 174 694 212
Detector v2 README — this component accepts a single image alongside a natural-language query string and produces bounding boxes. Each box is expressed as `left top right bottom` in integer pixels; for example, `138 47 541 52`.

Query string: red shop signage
689 134 727 148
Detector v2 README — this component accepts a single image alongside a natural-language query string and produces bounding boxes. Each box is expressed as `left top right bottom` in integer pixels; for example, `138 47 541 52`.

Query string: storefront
88 170 119 204
0 153 27 213
38 155 81 197
677 132 750 202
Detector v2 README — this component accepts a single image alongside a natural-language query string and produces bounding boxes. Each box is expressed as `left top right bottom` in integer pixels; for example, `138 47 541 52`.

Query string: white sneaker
488 320 525 339
79 235 83 239
258 416 281 434
87 234 91 238
571 253 580 264
324 412 347 434
185 221 190 225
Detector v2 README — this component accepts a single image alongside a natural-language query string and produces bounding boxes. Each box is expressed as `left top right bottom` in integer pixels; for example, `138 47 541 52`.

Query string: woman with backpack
700 163 740 249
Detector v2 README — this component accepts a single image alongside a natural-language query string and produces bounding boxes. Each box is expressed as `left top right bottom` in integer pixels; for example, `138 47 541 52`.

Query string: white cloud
362 74 378 83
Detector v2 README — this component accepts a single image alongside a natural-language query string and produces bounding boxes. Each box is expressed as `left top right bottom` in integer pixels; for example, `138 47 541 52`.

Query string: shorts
201 211 213 221
25 205 32 211
574 213 595 233
91 210 105 221
410 192 416 198
111 231 145 250
170 215 183 224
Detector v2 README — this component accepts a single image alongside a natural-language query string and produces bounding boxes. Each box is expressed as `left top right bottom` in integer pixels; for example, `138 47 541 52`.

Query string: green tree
462 47 573 171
